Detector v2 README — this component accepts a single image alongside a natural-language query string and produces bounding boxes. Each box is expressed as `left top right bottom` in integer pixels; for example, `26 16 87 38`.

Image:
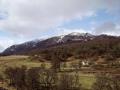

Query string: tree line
1 66 120 90
32 36 120 62
3 66 82 90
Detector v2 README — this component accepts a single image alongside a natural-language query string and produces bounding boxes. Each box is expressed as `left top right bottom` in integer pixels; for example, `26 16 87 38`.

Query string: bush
92 74 120 90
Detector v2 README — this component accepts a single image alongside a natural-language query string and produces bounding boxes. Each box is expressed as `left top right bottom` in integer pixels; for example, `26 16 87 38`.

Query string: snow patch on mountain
57 35 65 43
68 32 93 37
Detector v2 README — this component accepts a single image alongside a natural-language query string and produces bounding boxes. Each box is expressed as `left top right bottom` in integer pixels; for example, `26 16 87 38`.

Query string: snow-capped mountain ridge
68 32 93 36
68 32 86 36
56 32 94 43
1 32 96 55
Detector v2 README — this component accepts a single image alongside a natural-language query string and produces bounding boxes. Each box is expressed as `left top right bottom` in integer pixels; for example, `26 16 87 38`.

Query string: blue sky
0 0 120 52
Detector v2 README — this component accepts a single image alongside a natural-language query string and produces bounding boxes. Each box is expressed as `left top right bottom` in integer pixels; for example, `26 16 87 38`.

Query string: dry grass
0 55 51 74
0 55 96 90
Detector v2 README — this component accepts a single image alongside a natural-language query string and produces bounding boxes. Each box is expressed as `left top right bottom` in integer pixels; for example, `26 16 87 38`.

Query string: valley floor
0 55 120 90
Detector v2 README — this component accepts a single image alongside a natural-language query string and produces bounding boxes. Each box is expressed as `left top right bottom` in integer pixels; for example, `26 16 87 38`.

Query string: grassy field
0 55 96 90
0 55 51 73
79 74 95 89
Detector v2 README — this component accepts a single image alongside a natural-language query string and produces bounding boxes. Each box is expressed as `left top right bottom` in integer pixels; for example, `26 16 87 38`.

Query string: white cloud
0 37 15 52
104 0 120 13
0 0 120 38
93 22 120 36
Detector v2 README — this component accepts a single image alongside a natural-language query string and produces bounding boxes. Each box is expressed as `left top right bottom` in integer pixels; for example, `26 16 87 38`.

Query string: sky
0 0 120 52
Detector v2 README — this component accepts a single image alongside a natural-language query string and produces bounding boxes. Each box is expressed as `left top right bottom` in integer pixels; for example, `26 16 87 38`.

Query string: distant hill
1 32 120 57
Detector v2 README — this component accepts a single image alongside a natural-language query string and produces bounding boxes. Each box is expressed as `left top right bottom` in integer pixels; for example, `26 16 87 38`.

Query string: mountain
1 32 119 55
